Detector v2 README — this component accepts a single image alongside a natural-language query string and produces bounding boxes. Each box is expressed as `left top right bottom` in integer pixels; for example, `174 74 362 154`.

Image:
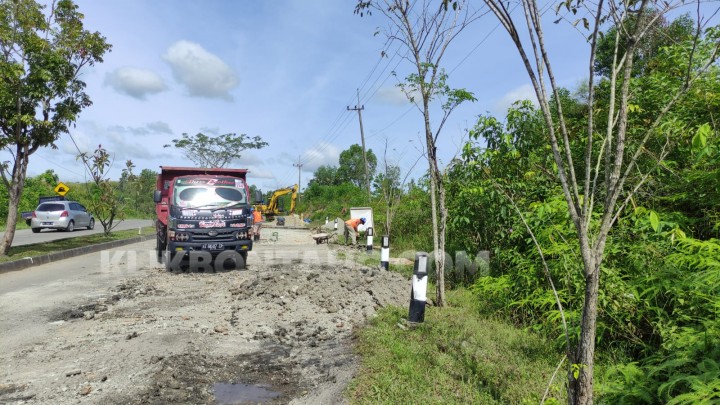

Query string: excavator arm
258 184 298 217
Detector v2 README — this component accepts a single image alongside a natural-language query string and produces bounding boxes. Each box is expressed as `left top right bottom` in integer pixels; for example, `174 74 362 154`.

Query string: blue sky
6 1 611 192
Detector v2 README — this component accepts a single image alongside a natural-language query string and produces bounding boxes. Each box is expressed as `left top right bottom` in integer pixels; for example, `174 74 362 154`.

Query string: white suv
30 201 95 233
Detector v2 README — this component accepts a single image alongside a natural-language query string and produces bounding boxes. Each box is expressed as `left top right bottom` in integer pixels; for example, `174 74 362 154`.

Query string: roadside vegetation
302 6 719 400
0 226 155 264
349 288 567 404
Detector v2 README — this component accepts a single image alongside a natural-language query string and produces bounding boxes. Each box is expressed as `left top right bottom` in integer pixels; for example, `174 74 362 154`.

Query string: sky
3 0 678 194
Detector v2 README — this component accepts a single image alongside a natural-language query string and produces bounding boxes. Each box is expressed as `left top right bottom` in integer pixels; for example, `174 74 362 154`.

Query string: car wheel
31 227 41 233
65 220 75 232
88 218 95 230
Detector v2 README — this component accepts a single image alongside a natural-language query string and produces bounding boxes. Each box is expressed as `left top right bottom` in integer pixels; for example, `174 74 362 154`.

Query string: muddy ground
0 228 409 404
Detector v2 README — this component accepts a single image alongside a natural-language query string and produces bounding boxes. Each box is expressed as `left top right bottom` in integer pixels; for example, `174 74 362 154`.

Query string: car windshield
173 178 247 209
37 203 65 212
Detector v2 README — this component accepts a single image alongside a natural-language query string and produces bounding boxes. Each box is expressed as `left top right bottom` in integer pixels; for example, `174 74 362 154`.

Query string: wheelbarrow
311 232 336 245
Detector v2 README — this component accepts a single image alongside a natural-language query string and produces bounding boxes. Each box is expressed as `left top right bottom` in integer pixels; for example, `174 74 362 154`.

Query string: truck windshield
174 178 247 208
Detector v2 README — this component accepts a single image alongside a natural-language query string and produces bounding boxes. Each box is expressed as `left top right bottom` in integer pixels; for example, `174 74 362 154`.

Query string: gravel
0 228 409 404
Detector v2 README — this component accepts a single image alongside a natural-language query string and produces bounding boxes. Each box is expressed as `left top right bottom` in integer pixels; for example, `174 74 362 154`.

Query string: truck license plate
42 222 52 225
202 243 224 250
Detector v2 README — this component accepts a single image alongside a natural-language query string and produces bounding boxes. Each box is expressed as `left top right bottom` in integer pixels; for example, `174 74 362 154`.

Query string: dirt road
0 228 409 404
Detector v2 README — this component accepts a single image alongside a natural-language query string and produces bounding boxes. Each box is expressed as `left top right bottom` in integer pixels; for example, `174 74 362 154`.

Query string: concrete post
380 235 389 270
408 252 428 323
366 227 373 253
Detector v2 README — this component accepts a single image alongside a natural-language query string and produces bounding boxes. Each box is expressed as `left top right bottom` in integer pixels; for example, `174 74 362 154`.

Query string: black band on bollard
408 252 428 323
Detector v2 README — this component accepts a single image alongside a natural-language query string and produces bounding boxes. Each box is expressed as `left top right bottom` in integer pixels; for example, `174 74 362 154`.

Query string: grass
0 226 155 263
347 287 567 404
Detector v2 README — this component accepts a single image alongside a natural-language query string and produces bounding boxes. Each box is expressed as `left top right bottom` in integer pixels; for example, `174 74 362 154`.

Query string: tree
119 167 156 217
163 132 268 168
337 143 377 187
374 139 422 236
0 0 111 255
355 0 481 306
78 145 133 236
308 165 341 187
481 0 719 402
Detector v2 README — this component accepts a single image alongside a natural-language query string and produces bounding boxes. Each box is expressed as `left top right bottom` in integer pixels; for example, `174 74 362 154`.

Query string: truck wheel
31 227 40 233
156 236 167 263
239 252 248 269
164 251 174 272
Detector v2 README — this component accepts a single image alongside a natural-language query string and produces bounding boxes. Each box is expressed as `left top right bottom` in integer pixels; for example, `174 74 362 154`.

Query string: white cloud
301 142 341 172
147 121 173 134
233 151 263 166
492 84 538 116
162 40 239 101
104 67 166 99
374 86 417 105
246 167 276 181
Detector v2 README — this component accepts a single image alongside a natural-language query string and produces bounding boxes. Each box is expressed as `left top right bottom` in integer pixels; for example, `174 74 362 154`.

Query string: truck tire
240 251 248 267
31 227 41 233
164 251 174 272
156 236 166 263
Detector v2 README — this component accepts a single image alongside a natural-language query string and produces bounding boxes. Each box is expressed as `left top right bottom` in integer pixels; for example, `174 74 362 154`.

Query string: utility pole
347 89 371 201
293 155 302 207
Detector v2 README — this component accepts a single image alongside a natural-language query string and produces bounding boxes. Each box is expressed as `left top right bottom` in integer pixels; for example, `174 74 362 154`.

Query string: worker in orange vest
252 207 263 241
344 217 366 246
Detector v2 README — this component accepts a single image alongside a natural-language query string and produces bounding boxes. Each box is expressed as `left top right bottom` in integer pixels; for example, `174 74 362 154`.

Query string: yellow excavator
254 184 298 220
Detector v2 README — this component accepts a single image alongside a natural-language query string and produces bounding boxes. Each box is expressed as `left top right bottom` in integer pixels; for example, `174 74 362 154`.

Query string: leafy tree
356 0 480 306
594 12 694 78
78 145 133 236
0 169 57 225
337 144 377 188
0 0 111 255
308 165 341 187
373 139 422 237
163 132 268 168
482 0 719 401
119 167 156 218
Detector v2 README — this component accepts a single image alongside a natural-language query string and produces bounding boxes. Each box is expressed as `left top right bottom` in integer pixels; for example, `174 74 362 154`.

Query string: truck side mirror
253 190 263 204
153 190 162 203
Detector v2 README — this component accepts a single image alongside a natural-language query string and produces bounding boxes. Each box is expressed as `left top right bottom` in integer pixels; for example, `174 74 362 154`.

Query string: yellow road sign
54 182 70 196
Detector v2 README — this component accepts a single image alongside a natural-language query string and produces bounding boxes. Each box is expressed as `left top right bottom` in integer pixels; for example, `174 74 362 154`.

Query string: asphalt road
0 219 154 247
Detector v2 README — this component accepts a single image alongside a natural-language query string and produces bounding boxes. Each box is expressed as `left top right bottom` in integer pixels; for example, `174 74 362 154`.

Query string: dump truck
154 166 254 271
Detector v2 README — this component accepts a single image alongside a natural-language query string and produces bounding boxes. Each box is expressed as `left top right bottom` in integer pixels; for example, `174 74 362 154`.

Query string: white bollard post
366 227 373 253
408 252 428 323
325 216 329 225
334 218 338 231
380 235 389 270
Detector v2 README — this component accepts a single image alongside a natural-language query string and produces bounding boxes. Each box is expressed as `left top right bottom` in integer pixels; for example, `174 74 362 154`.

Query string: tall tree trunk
568 255 600 404
425 100 446 307
0 146 30 256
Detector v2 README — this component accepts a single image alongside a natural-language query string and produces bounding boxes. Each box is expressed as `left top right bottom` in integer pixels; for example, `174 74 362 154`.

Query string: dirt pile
0 231 410 404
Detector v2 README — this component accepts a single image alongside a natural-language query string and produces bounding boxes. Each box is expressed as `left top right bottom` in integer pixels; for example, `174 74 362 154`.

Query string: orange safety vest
345 218 362 230
253 210 262 223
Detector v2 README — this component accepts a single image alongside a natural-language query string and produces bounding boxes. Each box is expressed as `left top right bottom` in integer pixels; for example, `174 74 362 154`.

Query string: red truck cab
154 166 253 271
